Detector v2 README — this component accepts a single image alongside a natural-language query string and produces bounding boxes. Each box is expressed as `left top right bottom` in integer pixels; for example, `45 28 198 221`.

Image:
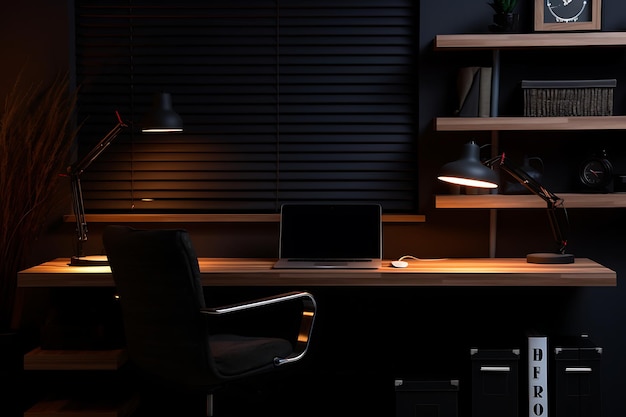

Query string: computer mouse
391 260 408 268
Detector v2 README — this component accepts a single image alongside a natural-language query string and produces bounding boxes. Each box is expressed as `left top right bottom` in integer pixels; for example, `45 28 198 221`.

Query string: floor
133 370 397 417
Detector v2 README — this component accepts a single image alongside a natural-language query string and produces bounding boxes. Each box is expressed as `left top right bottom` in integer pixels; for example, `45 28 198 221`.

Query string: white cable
397 255 447 262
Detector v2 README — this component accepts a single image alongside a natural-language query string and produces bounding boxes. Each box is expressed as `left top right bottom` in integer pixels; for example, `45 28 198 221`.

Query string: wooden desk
17 257 616 417
18 257 616 287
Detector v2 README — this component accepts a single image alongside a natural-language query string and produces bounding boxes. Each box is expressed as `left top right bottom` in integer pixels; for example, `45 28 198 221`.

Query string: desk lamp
68 93 183 266
438 141 574 264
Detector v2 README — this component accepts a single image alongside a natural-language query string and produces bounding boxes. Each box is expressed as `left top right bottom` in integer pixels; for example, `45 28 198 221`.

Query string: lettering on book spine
528 336 548 417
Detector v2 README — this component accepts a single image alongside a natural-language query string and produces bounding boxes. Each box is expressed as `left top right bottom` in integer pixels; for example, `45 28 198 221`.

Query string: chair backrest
102 225 219 389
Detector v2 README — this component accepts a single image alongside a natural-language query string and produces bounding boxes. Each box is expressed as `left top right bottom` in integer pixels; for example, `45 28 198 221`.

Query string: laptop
273 203 382 269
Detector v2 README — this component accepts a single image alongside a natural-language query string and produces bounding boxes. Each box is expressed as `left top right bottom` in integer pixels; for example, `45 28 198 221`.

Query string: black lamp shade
141 92 183 133
438 141 499 188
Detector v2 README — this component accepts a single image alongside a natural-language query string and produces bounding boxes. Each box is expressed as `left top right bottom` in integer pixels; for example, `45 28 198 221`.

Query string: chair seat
210 334 293 376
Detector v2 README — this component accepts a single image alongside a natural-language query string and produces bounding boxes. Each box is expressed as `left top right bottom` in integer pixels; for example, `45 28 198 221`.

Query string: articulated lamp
67 111 127 266
68 93 183 266
438 141 574 264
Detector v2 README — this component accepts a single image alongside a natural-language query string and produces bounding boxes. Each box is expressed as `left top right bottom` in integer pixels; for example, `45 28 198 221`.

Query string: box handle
565 367 592 373
480 366 510 372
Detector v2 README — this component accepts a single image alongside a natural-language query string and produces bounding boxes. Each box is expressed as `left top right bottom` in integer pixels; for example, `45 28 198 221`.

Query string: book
455 66 492 117
478 67 492 117
455 66 480 116
528 335 548 417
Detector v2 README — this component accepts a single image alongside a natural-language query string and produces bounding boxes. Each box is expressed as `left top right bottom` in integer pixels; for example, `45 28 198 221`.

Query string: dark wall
5 1 626 416
0 1 72 98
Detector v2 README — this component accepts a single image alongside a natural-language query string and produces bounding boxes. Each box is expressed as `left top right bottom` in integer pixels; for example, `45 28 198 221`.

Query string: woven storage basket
522 79 616 117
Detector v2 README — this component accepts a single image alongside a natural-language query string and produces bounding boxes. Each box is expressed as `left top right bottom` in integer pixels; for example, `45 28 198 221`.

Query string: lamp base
526 253 575 264
69 255 109 267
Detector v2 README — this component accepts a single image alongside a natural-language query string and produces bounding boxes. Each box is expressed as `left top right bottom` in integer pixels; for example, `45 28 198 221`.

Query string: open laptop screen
278 203 382 260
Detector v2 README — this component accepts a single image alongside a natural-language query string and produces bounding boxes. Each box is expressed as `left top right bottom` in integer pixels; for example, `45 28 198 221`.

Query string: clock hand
563 0 572 5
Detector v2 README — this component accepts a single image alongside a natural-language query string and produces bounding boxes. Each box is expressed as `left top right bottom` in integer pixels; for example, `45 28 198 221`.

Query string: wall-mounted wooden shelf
24 348 127 371
434 32 626 50
63 213 426 223
24 395 139 417
435 193 626 209
434 116 626 132
433 32 626 213
23 349 133 417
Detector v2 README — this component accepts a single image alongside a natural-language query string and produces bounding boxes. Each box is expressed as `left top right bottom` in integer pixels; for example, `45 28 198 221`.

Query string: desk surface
17 257 616 287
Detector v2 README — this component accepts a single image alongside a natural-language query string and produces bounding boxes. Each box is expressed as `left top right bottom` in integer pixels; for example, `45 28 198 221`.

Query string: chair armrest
201 291 314 315
200 291 316 367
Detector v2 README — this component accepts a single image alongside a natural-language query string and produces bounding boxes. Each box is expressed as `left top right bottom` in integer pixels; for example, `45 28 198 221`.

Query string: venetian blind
74 0 417 214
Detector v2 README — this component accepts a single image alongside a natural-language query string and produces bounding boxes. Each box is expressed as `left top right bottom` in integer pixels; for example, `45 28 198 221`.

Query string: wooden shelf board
24 347 127 371
435 193 626 209
434 116 626 131
434 32 626 50
62 213 426 223
25 395 139 417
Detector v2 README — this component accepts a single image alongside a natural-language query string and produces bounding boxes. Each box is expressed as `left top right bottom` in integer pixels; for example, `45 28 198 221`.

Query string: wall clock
534 0 602 31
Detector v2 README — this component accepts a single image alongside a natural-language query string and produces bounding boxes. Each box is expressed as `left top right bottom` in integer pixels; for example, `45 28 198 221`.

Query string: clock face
545 0 591 23
579 157 613 189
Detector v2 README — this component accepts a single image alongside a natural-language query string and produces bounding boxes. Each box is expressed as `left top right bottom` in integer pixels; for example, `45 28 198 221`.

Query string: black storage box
395 379 459 417
553 335 602 417
470 348 520 417
522 79 616 117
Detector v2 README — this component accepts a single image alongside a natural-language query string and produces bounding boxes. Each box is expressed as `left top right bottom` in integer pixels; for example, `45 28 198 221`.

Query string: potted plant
487 0 520 32
0 73 77 417
0 73 77 332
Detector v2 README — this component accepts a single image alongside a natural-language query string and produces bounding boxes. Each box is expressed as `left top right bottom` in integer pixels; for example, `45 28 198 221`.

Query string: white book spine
478 67 492 117
528 336 548 417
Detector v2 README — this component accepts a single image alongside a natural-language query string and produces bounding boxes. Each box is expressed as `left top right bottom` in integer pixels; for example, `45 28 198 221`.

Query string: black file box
395 379 459 417
470 348 520 417
553 336 602 417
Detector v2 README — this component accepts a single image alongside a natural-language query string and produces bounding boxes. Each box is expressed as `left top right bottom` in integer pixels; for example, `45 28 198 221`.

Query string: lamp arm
485 154 569 254
69 111 128 176
67 111 128 257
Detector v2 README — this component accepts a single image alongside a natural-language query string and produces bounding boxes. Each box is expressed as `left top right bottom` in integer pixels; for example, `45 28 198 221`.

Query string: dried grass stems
0 73 77 329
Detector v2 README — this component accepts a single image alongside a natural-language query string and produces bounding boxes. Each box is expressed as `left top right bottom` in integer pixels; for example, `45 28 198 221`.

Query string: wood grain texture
24 394 139 417
23 347 127 371
434 32 626 50
434 116 626 131
62 213 426 224
435 193 626 209
18 257 616 287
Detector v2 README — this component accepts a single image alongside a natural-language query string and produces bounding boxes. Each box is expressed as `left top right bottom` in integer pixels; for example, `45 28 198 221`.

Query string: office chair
102 225 316 416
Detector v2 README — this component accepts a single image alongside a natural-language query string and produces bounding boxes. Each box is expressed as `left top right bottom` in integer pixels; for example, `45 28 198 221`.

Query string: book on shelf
528 334 548 417
478 67 492 117
455 66 492 117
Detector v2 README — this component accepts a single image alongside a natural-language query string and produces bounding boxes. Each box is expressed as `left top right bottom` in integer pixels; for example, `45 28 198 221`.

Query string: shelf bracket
488 49 501 258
